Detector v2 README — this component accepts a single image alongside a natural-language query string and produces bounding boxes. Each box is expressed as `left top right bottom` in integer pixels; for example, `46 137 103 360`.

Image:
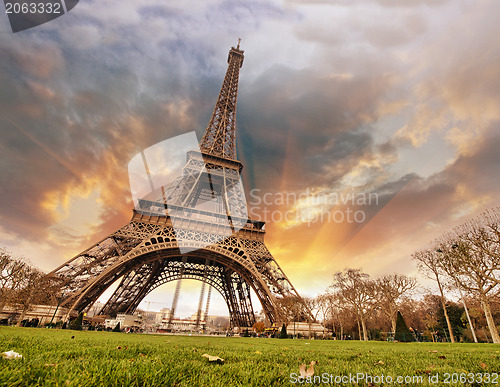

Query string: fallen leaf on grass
429 350 438 353
374 360 385 365
480 363 488 369
299 361 316 378
305 343 310 345
202 354 224 363
1 351 22 359
44 363 58 367
415 370 431 375
438 356 446 359
254 351 262 355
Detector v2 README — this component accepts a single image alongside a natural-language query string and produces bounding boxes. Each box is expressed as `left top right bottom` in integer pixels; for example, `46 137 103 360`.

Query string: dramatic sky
1 0 500 317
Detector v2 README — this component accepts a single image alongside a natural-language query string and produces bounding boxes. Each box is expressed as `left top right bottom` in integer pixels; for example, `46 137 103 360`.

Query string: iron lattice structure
199 45 243 159
48 44 312 328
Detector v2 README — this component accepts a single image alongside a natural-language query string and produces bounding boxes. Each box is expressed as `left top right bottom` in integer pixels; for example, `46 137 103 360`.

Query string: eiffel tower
48 42 312 328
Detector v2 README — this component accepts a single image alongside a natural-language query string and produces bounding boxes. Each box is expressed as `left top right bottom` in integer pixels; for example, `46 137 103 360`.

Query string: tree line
0 248 61 325
412 207 500 343
304 207 500 343
1 207 499 341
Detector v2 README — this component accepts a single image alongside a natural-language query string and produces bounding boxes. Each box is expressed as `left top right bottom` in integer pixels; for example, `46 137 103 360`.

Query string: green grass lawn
0 327 499 386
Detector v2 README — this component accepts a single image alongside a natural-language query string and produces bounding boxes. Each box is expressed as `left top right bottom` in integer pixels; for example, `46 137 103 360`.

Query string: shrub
70 313 83 331
394 311 414 342
279 324 288 339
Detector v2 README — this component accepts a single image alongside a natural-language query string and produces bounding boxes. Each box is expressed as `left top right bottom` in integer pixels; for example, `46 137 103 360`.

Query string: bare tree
1 248 61 324
315 293 337 338
330 269 377 341
412 249 456 343
277 295 313 326
375 274 417 333
15 265 45 326
333 292 358 339
296 296 319 337
212 316 230 330
317 291 357 339
415 294 442 339
459 208 500 286
437 231 500 343
0 249 30 310
303 296 322 322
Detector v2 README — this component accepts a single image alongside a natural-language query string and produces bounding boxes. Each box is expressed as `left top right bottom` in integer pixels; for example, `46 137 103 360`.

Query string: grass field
0 327 499 386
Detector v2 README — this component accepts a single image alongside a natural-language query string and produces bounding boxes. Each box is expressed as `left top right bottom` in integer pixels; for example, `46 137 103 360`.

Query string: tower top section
199 42 244 160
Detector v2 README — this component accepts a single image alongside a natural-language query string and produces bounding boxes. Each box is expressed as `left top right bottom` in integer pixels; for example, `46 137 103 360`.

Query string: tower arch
47 44 314 328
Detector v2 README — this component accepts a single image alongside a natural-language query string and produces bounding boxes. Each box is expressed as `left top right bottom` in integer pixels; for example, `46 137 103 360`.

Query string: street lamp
49 292 65 328
293 300 297 338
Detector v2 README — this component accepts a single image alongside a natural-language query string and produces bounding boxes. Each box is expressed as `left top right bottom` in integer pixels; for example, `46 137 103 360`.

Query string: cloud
286 0 450 6
0 0 299 271
238 62 399 195
1 0 500 306
392 1 500 148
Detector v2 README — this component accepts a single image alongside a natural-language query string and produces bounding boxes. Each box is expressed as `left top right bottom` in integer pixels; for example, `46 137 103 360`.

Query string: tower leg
204 285 212 330
168 256 187 329
195 258 210 329
99 260 162 316
195 281 206 330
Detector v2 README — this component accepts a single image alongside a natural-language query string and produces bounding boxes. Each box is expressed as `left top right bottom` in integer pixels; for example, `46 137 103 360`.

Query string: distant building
150 310 207 332
276 322 325 338
105 313 142 329
159 308 172 321
190 311 205 322
86 302 104 317
135 309 159 324
0 304 72 325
